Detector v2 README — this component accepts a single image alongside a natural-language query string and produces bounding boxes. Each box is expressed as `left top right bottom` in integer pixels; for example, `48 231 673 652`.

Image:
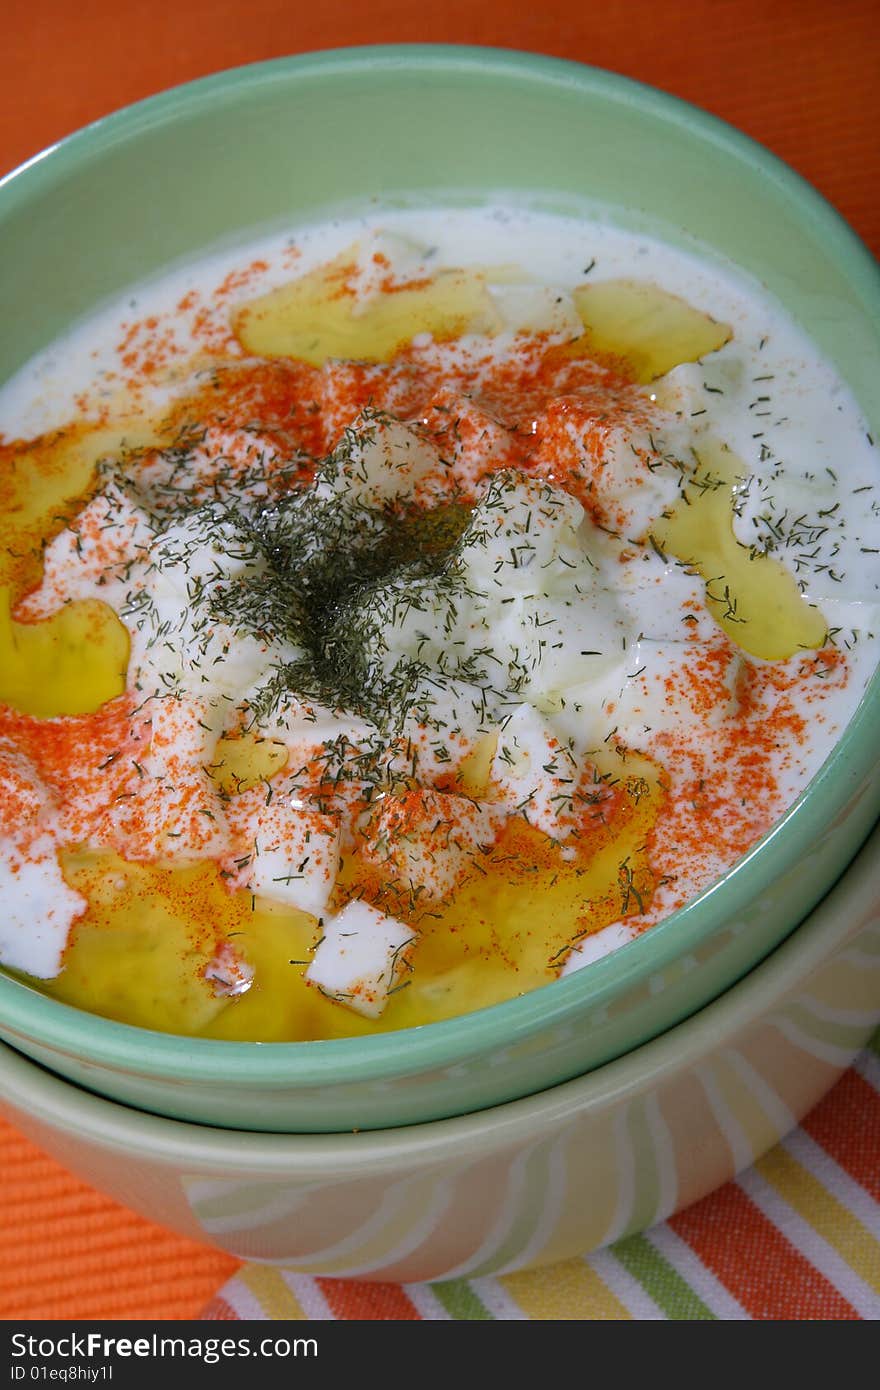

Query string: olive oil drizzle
650 439 828 660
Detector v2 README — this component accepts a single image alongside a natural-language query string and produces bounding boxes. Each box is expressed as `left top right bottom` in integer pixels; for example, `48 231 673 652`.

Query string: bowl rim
1 42 879 1084
2 816 877 1170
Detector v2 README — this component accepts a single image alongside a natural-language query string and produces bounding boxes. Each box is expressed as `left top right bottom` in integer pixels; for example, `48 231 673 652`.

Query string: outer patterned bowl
0 46 879 1130
1 822 878 1281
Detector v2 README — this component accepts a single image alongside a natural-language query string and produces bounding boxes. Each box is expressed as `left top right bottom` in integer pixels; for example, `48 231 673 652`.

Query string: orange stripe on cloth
0 1118 239 1320
801 1069 880 1204
317 1278 421 1320
202 1295 239 1320
669 1181 860 1319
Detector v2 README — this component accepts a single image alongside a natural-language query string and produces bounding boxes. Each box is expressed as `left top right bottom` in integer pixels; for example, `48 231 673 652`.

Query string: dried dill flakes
124 415 476 733
132 408 599 748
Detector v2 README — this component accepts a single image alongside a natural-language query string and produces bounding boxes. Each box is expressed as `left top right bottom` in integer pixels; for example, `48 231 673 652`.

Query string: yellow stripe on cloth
756 1146 880 1295
501 1257 631 1319
239 1265 308 1319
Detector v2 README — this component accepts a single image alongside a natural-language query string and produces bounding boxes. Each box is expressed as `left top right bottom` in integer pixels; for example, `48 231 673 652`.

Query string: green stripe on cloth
867 1027 880 1059
611 1233 716 1319
430 1279 494 1319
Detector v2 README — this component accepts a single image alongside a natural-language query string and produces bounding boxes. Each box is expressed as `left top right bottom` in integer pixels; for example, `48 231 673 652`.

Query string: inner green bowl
1 45 878 1131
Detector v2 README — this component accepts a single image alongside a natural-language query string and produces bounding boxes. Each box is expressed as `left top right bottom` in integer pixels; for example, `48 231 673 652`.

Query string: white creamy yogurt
0 205 878 1000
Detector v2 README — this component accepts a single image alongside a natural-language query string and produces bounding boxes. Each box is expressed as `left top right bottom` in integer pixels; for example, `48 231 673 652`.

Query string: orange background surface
0 0 878 1321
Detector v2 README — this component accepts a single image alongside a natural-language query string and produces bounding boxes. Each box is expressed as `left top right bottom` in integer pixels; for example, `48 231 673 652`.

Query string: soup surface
0 207 877 1039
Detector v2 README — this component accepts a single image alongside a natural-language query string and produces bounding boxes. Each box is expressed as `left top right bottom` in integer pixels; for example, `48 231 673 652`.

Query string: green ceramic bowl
0 47 878 1131
2 820 878 1281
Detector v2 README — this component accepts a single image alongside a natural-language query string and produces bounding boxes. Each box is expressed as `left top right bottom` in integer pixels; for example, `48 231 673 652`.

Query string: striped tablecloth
2 1030 876 1321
